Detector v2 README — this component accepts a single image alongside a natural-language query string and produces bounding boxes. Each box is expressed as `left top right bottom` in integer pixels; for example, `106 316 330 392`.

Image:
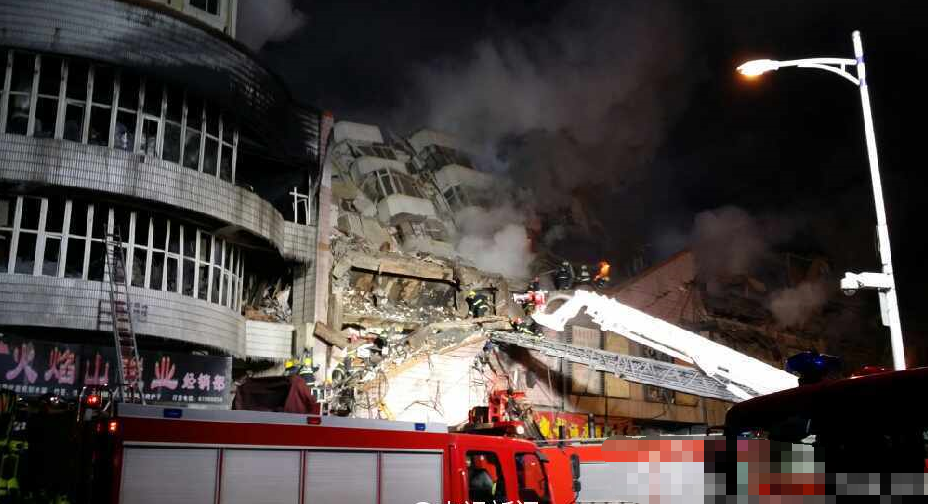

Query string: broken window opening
0 193 242 307
0 48 236 173
0 230 11 274
6 52 34 136
14 232 37 274
417 144 474 173
360 168 422 203
189 0 220 15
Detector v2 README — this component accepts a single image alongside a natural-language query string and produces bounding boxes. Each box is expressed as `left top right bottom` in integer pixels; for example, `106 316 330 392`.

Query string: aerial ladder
499 290 798 402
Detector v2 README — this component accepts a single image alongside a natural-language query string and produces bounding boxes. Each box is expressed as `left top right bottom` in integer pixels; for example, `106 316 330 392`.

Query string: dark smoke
401 0 705 206
237 0 309 52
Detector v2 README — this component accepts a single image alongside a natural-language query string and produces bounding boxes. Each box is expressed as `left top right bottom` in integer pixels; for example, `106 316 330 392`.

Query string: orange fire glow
594 261 611 281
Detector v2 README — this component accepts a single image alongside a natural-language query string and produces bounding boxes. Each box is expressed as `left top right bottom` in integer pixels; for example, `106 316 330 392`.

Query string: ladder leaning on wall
103 231 145 404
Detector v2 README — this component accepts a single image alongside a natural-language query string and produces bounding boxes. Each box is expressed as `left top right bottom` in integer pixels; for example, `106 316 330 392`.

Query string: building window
0 195 14 273
0 48 238 181
417 144 474 172
5 51 35 136
0 194 242 312
466 452 507 504
190 0 220 15
353 144 397 161
359 168 422 203
515 453 551 504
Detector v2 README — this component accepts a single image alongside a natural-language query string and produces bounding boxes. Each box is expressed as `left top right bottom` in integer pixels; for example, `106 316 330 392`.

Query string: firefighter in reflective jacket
554 261 574 290
466 291 490 317
577 264 592 285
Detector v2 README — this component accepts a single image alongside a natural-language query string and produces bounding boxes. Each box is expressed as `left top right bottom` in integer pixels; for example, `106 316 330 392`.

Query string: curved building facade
0 0 327 359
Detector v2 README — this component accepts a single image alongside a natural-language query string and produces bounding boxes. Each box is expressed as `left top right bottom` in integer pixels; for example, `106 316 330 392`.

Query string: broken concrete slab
313 321 349 349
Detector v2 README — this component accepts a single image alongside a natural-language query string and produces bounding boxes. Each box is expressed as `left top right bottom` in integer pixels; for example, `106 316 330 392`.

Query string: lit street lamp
738 31 906 370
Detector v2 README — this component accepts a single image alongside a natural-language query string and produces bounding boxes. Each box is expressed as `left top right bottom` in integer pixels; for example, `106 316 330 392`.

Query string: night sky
253 1 926 353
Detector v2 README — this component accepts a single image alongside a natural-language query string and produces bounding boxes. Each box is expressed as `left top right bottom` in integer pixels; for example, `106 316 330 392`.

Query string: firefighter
511 317 541 337
577 264 592 285
528 276 540 292
465 290 490 318
554 261 574 290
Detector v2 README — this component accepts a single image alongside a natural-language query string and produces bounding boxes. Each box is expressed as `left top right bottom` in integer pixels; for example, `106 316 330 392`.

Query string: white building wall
433 164 494 192
407 129 462 154
376 194 437 223
245 320 295 359
334 122 384 144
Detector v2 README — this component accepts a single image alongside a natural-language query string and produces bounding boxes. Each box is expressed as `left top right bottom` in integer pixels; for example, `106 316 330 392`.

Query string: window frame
0 194 242 310
515 452 552 504
465 450 508 504
0 48 238 182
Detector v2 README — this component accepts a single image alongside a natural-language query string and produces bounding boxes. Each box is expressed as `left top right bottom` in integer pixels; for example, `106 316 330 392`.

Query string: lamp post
738 31 906 370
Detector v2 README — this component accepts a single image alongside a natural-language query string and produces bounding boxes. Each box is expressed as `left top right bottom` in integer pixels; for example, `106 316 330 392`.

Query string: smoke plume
691 206 779 279
454 205 534 278
237 0 308 51
769 281 829 328
403 0 703 206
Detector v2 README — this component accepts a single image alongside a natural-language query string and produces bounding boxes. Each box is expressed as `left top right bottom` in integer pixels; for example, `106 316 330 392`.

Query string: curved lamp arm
738 57 859 86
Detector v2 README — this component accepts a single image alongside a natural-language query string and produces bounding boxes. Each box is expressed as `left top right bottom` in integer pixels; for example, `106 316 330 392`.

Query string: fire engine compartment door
380 452 443 504
305 451 378 503
120 448 219 504
221 449 301 504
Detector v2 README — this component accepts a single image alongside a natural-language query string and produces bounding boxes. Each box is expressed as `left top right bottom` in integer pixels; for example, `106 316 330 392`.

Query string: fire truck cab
82 403 579 504
723 366 928 495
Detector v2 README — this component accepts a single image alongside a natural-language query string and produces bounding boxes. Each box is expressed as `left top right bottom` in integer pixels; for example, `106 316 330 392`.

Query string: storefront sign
0 336 231 406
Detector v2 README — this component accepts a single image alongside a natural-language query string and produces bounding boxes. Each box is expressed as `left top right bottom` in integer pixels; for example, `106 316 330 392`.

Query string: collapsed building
307 122 529 401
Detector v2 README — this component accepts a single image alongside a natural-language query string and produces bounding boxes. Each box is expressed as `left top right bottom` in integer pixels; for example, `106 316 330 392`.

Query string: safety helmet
284 360 294 369
514 317 523 324
467 290 477 298
562 261 569 266
581 264 588 270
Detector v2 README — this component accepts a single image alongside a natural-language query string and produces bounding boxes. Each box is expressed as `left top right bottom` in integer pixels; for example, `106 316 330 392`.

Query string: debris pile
343 288 459 326
243 282 292 323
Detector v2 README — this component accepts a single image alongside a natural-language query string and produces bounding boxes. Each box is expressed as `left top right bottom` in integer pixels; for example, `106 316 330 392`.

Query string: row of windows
416 144 474 173
0 195 244 313
351 143 397 161
358 168 423 204
442 184 489 212
190 0 220 15
0 49 238 182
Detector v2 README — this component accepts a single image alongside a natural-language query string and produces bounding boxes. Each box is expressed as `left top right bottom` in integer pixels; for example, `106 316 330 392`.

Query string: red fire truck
76 399 582 504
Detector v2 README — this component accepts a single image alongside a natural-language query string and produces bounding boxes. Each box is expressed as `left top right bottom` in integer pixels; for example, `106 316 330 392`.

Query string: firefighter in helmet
465 290 490 318
511 317 541 337
528 276 540 292
577 264 592 285
554 261 574 290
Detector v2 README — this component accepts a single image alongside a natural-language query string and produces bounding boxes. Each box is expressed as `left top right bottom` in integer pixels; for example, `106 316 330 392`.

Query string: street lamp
738 31 906 370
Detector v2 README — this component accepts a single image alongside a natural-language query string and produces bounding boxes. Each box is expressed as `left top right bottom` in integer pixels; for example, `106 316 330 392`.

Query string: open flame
594 261 611 282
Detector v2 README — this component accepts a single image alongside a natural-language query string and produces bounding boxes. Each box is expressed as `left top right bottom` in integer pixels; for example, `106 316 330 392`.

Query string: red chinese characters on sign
1 337 231 404
84 352 110 386
123 356 144 390
151 356 178 390
44 347 77 385
5 343 38 384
